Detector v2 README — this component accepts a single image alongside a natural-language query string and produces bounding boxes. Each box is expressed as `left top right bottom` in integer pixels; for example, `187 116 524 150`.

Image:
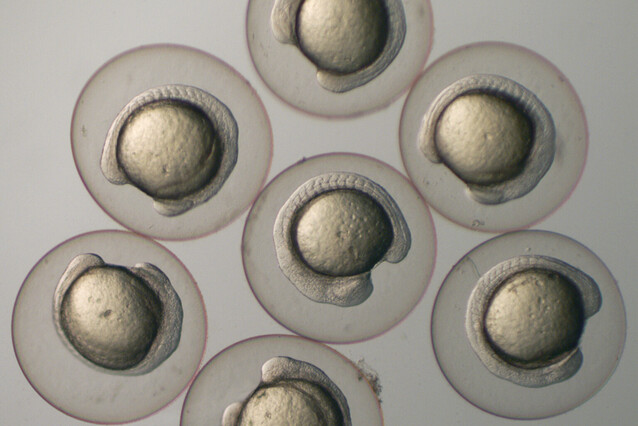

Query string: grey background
1 1 635 425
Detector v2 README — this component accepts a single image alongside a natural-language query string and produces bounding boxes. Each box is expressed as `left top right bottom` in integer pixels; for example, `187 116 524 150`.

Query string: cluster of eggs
12 1 625 425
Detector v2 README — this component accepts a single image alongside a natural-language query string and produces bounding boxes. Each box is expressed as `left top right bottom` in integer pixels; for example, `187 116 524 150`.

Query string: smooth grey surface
1 1 636 425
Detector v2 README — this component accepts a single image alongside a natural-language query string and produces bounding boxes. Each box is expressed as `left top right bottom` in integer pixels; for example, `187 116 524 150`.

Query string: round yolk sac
435 93 532 185
116 100 221 200
296 0 389 75
483 269 584 369
238 380 343 426
59 266 162 370
272 171 411 308
292 189 393 276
